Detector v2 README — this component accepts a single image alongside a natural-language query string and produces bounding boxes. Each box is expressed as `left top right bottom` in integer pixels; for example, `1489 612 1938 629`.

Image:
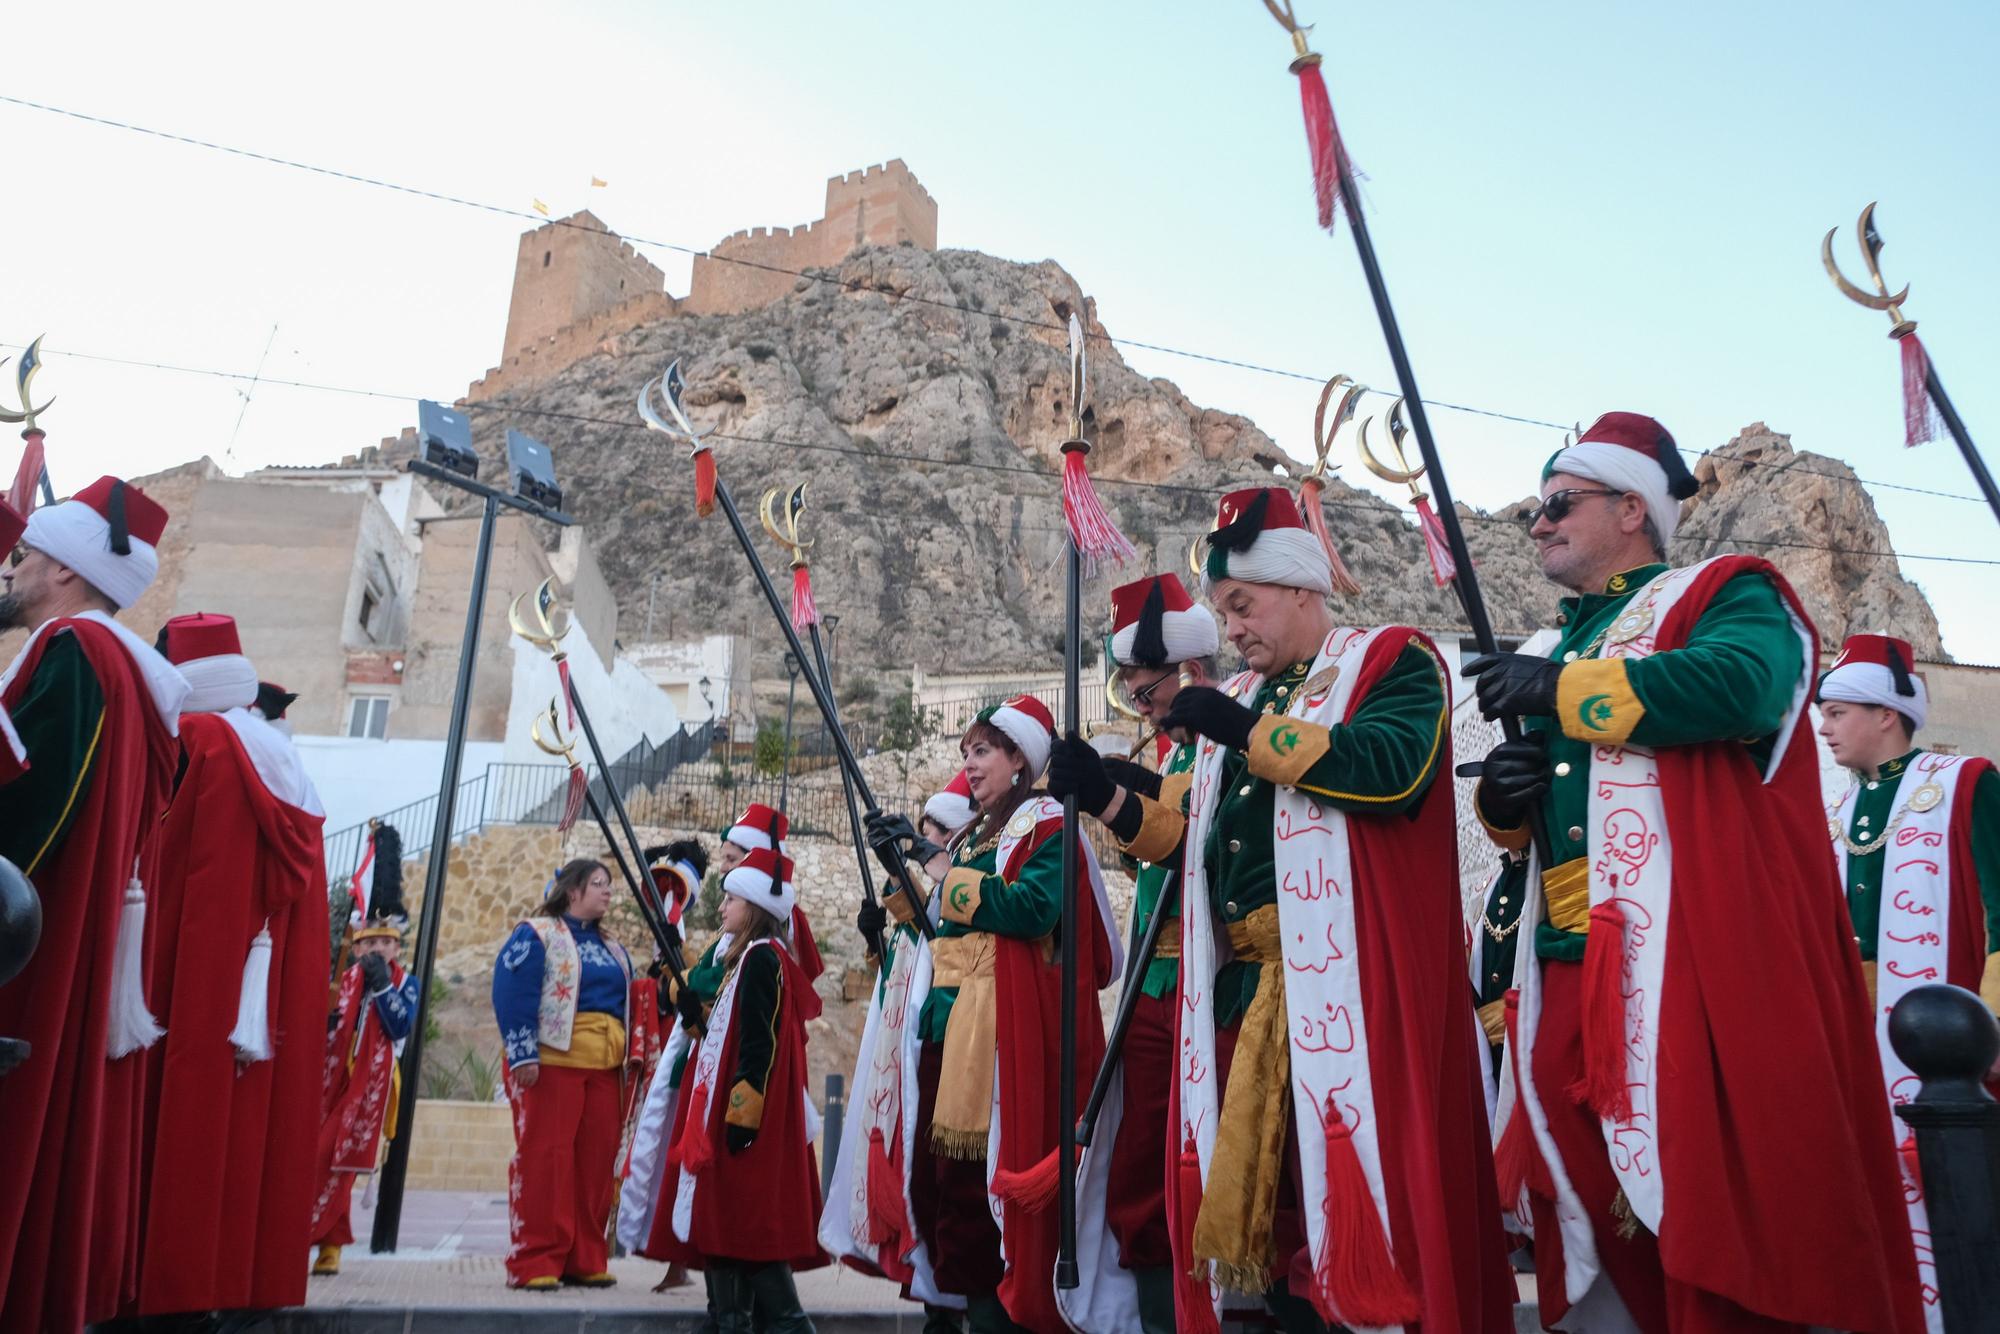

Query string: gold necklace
1481 908 1524 943
960 814 1006 861
1834 778 1944 857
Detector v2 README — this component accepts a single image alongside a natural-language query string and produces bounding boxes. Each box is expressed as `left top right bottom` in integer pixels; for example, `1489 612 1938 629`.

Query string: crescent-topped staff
1822 202 1998 527
756 478 889 963
0 335 58 509
636 359 935 942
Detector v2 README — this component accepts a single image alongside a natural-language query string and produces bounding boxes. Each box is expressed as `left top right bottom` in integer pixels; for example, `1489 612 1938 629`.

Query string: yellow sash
929 933 1001 1158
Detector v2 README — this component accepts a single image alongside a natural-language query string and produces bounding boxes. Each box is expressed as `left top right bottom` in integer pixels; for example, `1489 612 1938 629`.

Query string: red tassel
1298 477 1362 596
9 430 44 517
694 449 717 517
1175 1136 1221 1334
1898 330 1942 448
1900 1131 1924 1190
556 656 576 728
1292 58 1354 233
990 1148 1059 1214
865 1127 905 1246
557 764 587 833
668 1084 713 1173
1059 443 1137 574
1309 1094 1420 1328
790 565 819 631
1413 496 1457 587
1568 901 1633 1122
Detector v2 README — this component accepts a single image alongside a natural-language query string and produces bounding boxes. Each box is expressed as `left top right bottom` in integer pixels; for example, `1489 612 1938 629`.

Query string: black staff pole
373 452 573 1253
1075 877 1180 1150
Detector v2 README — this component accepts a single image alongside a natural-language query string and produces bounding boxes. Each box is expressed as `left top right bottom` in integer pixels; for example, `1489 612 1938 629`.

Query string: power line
2 93 1984 509
9 338 1992 569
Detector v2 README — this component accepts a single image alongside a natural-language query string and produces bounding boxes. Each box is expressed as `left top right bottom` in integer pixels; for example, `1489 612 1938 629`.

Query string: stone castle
467 160 938 402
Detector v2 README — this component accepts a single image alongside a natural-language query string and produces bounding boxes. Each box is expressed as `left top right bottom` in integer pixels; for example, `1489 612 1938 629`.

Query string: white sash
616 1023 690 1251
1832 748 1970 1333
671 937 764 1243
1178 625 1422 1333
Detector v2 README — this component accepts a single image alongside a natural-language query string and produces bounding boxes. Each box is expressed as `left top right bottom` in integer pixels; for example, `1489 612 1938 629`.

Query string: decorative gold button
1276 685 1290 697
1239 785 1253 797
1498 895 1510 906
1562 651 1579 663
1858 830 1872 842
1554 762 1572 777
1567 825 1584 841
1859 815 1871 826
1224 901 1239 916
1227 838 1242 853
1490 971 1502 983
1866 781 1879 790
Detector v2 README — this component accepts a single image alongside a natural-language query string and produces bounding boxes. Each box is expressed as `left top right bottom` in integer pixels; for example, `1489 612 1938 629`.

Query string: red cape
644 939 829 1268
0 618 178 1331
311 959 403 1238
133 711 327 1315
1941 759 1996 997
1339 628 1518 1330
1649 558 1922 1330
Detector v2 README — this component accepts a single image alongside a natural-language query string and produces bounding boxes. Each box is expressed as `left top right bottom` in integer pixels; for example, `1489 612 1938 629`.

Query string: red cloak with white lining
0 615 182 1331
134 709 327 1315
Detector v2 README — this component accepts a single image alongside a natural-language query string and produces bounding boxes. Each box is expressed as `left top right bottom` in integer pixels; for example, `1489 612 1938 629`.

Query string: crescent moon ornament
508 578 570 651
1358 398 1427 488
1307 374 1365 482
0 335 54 428
1067 312 1087 438
758 481 811 566
530 702 577 761
636 359 711 455
1822 202 1913 328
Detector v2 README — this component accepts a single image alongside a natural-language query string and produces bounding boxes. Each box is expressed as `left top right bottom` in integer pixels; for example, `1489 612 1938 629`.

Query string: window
359 589 378 634
347 696 390 739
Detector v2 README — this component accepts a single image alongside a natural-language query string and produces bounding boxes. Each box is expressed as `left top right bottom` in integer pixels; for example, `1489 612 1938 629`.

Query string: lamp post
779 650 801 815
370 409 573 1253
822 613 841 692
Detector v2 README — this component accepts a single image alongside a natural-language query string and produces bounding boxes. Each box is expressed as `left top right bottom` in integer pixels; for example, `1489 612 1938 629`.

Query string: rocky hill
434 242 1941 674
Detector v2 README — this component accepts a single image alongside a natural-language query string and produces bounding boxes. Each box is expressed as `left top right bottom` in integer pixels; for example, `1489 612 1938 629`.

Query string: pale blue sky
3 1 1996 655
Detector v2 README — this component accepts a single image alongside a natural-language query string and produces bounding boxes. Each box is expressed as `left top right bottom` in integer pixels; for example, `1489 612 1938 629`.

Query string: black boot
708 1262 755 1334
746 1262 815 1333
921 1302 966 1334
964 1291 1029 1334
1134 1265 1177 1334
1264 1276 1335 1334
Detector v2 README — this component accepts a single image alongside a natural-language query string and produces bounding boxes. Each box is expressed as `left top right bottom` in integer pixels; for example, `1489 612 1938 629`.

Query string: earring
1010 771 1021 787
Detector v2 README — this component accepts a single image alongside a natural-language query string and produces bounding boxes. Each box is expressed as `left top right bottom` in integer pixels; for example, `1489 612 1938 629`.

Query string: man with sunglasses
1463 414 1922 1333
0 477 189 1332
1046 571 1217 1334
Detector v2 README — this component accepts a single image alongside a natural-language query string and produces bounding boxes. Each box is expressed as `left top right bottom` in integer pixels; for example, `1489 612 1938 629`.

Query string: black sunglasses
1522 487 1623 530
1128 670 1177 708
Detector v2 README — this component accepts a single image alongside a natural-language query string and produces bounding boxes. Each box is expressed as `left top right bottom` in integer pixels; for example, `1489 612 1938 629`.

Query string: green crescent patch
1270 723 1301 755
1578 693 1615 731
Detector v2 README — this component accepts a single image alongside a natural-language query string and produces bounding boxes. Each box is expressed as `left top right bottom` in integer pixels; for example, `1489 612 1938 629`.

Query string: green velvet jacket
917 811 1065 1042
1839 748 2000 961
0 633 106 876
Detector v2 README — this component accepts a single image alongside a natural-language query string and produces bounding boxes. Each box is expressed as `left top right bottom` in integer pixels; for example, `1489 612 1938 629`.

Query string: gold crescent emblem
0 335 55 428
1604 603 1655 645
1822 202 1914 329
1306 374 1365 483
530 699 579 763
507 578 571 652
758 481 811 568
1358 398 1428 491
1906 781 1945 814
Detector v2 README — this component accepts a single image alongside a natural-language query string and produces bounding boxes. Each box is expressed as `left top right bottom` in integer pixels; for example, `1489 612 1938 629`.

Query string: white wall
295 735 508 837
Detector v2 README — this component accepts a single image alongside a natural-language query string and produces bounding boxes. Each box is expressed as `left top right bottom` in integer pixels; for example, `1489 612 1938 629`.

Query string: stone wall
403 824 568 960
405 1098 513 1191
500 210 667 364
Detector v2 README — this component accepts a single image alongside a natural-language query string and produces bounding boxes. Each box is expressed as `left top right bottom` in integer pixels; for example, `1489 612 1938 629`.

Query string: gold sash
541 1010 626 1071
1192 905 1290 1293
1543 857 1591 935
929 933 1000 1158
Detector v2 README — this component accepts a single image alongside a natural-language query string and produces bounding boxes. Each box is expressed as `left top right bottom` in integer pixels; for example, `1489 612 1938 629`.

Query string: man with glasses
0 477 188 1332
1462 414 1922 1332
1046 571 1217 1334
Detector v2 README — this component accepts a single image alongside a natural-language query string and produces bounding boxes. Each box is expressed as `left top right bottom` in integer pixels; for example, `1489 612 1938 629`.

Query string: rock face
441 243 1940 674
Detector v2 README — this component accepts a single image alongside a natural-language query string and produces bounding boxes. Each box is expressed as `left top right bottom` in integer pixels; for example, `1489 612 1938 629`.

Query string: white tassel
229 919 275 1063
106 871 162 1059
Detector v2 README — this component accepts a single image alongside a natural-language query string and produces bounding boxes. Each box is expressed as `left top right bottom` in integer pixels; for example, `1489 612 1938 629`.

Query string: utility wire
1 93 1984 510
8 339 1991 568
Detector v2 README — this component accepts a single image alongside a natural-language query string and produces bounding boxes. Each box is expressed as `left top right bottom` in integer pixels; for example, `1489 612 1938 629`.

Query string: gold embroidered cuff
1245 715 1332 787
939 866 986 927
1476 997 1507 1045
1122 795 1187 866
724 1079 765 1129
1862 959 1878 1012
1476 784 1533 852
1158 769 1193 813
1556 657 1644 746
1981 952 2000 1017
883 882 918 925
1542 857 1591 934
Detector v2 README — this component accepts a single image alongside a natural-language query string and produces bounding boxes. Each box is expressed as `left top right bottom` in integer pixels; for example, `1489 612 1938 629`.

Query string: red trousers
1106 990 1175 1269
310 1174 357 1248
505 1062 622 1286
1529 961 1804 1334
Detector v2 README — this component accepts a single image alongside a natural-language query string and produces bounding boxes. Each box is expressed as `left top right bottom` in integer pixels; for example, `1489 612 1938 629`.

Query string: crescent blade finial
1822 214 1910 314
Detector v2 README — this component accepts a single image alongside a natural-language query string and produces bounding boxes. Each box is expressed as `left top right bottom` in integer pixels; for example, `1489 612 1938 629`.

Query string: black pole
1924 363 2000 530
1890 983 2000 1332
806 619 887 962
1076 877 1179 1149
1329 141 1557 869
562 679 689 984
579 781 687 996
1055 536 1082 1291
372 492 498 1253
779 654 800 815
709 479 934 939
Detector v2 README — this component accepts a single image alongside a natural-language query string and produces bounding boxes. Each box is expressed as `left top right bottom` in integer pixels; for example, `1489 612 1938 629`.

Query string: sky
4 1 1997 658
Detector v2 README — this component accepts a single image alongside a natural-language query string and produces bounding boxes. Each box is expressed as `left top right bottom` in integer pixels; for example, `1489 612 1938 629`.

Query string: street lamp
779 650 801 815
822 613 841 694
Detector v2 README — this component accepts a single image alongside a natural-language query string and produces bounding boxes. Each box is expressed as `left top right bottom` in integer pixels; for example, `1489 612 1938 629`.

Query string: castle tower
499 210 667 360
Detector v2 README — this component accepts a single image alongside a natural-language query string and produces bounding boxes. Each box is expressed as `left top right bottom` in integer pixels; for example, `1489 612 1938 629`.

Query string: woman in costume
645 842 825 1331
491 858 635 1290
868 695 1122 1334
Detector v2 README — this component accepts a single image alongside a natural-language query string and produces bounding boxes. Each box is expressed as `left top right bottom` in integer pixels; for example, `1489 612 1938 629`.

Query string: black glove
1047 733 1116 817
910 837 946 869
1460 737 1554 827
359 952 391 994
1159 686 1258 753
865 811 917 870
856 898 888 951
1461 652 1564 720
660 920 684 955
675 986 707 1033
726 1124 757 1153
1102 756 1162 801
